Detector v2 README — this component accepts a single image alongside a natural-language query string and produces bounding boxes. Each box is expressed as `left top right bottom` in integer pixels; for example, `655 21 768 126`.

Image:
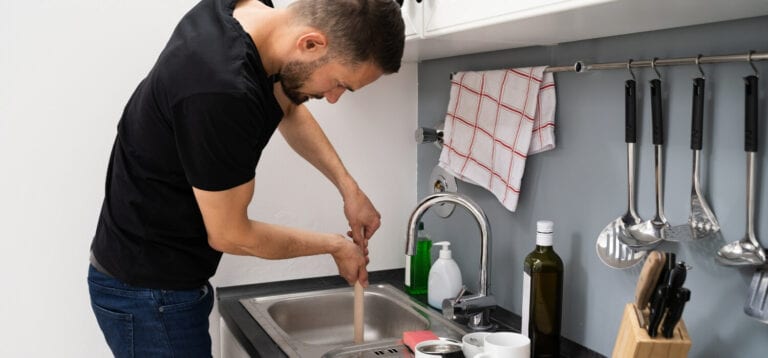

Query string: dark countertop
217 268 604 357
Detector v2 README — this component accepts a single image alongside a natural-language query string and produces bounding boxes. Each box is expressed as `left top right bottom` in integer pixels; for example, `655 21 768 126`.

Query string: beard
279 56 329 105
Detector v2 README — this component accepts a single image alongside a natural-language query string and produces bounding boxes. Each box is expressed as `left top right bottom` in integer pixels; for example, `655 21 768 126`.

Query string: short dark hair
289 0 405 73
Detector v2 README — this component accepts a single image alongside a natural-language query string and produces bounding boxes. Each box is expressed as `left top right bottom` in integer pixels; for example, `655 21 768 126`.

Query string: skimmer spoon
668 77 721 242
596 79 645 268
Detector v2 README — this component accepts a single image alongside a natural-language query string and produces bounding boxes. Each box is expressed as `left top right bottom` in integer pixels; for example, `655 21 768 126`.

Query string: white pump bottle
427 241 462 309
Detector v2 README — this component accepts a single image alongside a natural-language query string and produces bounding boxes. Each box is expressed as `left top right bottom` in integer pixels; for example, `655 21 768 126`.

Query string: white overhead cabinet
401 0 423 39
420 0 613 36
402 0 768 61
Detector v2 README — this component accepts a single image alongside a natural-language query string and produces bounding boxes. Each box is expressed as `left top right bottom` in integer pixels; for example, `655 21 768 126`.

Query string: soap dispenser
427 241 462 309
405 222 432 296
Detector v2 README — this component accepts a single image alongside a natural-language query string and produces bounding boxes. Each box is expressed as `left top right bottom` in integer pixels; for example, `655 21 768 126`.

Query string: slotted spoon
596 79 646 268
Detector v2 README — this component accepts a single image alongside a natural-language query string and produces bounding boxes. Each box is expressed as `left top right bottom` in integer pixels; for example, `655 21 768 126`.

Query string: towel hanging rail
544 50 768 73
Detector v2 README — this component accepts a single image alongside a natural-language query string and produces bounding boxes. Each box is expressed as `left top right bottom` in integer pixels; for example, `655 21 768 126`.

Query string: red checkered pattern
438 67 556 212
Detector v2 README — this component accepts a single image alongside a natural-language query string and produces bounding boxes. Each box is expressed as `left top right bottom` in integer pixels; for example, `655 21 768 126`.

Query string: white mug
473 332 530 358
462 332 490 357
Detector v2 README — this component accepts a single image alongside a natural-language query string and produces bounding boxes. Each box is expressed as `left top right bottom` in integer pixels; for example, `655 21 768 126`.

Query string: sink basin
239 283 467 357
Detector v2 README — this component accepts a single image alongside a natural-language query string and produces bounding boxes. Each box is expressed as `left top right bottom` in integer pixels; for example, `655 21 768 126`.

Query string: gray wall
417 16 768 357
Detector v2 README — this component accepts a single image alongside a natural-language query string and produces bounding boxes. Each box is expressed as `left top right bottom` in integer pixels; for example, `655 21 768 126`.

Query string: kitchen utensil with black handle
597 80 646 268
647 253 677 337
626 79 667 248
716 75 767 266
672 77 722 241
662 288 691 338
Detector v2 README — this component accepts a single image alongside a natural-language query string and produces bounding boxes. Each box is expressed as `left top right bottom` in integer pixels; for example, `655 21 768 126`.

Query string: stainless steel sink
239 283 467 357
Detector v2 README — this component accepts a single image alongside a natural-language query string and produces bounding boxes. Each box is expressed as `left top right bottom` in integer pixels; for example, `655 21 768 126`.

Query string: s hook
627 59 636 81
695 54 705 79
651 57 662 79
748 50 759 77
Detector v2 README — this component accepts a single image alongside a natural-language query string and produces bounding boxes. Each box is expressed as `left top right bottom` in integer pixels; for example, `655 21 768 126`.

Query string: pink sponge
402 330 439 352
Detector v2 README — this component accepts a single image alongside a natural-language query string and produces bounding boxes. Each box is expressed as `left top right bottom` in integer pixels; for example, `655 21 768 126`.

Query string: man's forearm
278 104 358 199
276 103 381 245
212 219 344 259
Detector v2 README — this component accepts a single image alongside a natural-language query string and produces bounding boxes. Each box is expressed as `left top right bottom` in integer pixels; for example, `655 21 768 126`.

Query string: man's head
279 0 405 105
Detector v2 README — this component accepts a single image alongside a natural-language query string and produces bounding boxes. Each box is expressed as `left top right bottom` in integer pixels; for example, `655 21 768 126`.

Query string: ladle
716 75 766 266
626 77 666 248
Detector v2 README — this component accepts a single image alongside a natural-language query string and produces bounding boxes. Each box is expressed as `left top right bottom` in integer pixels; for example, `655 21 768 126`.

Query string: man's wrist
337 175 360 202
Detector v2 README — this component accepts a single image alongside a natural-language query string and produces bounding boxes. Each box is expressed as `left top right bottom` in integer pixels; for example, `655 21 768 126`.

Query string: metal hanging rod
544 50 768 73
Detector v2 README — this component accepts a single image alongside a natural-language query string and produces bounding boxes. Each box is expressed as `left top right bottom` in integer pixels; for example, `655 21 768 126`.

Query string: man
87 0 405 356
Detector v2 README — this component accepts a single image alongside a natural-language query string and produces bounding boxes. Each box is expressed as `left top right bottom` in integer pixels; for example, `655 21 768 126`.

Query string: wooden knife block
612 303 691 358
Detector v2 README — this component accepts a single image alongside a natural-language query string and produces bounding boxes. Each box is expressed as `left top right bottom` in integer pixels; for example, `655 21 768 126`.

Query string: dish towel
438 66 556 212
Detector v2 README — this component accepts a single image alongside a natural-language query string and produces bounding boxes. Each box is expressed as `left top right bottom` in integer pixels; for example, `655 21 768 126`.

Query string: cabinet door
401 0 423 39
220 318 250 358
423 0 613 37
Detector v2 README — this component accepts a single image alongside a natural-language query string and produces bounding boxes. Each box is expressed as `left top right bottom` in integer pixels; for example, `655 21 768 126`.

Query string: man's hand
343 187 381 251
331 235 369 287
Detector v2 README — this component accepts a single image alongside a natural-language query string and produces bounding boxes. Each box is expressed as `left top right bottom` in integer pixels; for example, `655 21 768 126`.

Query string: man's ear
296 31 328 56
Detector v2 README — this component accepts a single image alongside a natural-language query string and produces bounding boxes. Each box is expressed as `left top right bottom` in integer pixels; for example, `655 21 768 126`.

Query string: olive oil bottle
522 220 564 358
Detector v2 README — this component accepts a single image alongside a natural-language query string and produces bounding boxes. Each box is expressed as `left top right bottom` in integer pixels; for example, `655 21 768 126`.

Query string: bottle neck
536 232 553 246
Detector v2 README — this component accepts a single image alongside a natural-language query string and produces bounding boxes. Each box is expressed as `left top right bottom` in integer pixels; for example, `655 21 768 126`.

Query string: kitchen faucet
405 192 496 331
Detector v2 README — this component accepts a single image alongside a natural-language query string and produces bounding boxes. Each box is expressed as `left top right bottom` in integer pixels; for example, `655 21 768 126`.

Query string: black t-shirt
91 0 282 290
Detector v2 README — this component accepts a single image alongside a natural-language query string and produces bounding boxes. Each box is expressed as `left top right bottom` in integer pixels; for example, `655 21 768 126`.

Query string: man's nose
324 87 346 104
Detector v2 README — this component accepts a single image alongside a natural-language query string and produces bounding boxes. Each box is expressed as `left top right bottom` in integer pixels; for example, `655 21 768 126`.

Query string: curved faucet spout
405 192 492 309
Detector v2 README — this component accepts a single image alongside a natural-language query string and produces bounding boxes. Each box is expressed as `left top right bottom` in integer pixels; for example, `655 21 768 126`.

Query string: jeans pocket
91 302 134 358
158 283 212 313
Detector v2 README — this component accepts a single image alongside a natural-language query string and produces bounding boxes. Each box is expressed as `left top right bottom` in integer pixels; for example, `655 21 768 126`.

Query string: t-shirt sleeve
172 93 267 191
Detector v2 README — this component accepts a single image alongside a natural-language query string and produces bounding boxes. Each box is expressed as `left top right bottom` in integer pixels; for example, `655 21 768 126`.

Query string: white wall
0 1 417 357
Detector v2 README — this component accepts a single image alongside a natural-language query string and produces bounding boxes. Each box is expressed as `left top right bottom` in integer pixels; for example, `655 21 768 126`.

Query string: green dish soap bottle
405 222 432 295
522 220 564 358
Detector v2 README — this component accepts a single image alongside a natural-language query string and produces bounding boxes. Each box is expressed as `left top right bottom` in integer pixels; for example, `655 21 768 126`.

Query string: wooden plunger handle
354 281 364 344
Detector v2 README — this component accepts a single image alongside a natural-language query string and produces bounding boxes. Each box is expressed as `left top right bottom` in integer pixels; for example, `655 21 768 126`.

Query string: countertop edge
216 268 604 358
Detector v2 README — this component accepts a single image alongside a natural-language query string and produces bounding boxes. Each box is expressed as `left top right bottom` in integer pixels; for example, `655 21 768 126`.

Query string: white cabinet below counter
402 0 768 61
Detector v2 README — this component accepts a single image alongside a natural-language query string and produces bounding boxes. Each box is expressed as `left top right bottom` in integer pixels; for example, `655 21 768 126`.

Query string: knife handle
662 288 691 338
668 262 688 290
647 286 669 337
626 79 638 144
691 78 705 150
636 251 665 309
653 252 674 297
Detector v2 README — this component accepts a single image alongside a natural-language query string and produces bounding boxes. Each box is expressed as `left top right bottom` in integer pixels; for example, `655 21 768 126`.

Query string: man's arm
192 179 369 286
276 94 382 247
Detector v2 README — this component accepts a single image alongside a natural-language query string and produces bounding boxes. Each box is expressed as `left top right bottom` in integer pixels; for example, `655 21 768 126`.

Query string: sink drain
372 346 403 356
322 340 409 358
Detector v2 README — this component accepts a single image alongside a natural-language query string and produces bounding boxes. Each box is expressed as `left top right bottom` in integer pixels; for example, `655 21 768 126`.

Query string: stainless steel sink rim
239 283 467 357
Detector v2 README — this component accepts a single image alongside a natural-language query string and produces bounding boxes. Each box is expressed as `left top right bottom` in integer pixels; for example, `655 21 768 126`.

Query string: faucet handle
442 291 496 321
452 285 468 304
442 286 467 320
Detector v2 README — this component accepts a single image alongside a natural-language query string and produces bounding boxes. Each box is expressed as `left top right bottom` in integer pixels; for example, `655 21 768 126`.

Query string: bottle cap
536 220 554 246
537 220 554 233
434 241 452 259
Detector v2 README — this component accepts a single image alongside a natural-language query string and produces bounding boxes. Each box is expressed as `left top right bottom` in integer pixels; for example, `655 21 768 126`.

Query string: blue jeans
87 265 213 358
